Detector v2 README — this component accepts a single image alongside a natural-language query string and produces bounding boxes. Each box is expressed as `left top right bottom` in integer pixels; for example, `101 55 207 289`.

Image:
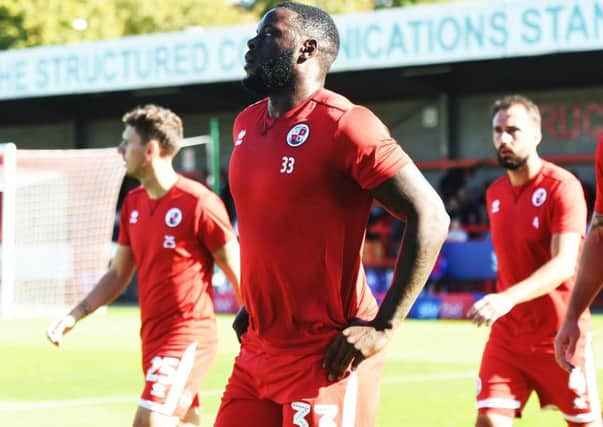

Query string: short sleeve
551 176 587 236
336 106 410 190
196 192 236 253
117 197 131 246
594 139 603 215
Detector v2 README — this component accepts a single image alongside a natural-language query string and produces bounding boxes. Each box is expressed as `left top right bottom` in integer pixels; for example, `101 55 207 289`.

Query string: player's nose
500 131 513 144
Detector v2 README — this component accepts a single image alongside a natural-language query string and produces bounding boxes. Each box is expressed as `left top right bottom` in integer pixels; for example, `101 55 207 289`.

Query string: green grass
1 306 600 426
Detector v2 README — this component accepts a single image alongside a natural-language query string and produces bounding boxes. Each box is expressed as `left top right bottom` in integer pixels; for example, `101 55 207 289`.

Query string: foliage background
0 0 463 49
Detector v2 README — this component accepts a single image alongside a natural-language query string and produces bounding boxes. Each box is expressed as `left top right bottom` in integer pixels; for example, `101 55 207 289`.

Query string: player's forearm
212 239 243 304
565 221 603 320
221 265 242 305
70 270 132 321
502 255 577 306
373 207 449 330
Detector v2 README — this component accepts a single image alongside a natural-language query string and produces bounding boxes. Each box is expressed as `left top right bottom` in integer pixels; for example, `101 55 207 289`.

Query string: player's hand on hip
554 320 580 372
467 293 513 327
46 314 76 347
232 305 249 344
323 321 392 382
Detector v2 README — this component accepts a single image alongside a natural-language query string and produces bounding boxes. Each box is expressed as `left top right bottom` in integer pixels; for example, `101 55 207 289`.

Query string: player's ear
145 139 160 157
298 39 317 62
534 128 542 146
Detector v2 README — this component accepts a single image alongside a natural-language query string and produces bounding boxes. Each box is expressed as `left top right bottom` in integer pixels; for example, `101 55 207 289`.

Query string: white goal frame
1 143 16 318
0 135 216 319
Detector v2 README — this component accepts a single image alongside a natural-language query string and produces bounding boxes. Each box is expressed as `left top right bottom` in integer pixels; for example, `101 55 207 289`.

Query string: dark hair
276 1 340 72
491 94 541 127
122 104 183 155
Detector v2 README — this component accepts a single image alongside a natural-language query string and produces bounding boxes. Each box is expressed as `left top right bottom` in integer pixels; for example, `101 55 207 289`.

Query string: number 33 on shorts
290 402 339 427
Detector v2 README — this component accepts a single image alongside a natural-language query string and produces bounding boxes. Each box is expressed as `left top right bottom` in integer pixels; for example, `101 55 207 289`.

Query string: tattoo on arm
592 213 603 231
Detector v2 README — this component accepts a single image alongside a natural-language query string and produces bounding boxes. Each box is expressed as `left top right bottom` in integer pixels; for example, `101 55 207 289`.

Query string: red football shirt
486 161 590 349
595 138 603 215
118 176 235 357
229 88 409 355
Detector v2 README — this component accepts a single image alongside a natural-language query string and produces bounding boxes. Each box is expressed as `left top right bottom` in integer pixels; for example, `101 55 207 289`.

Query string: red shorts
139 322 218 418
215 344 385 427
476 332 600 423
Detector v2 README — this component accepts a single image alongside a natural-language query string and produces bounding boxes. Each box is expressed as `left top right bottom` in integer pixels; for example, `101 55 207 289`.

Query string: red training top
119 176 235 359
229 88 409 355
486 161 590 351
595 138 603 215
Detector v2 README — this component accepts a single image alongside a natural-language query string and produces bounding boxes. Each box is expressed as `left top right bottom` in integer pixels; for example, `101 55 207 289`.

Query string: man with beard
467 95 601 426
215 2 449 427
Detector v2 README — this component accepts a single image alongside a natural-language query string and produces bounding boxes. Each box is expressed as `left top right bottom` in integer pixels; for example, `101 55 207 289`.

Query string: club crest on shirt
531 188 547 207
235 129 246 146
129 210 139 224
165 208 182 227
286 123 310 147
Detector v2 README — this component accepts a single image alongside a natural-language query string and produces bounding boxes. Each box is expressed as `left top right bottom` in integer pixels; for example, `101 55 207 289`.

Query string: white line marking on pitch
382 371 475 384
0 371 474 411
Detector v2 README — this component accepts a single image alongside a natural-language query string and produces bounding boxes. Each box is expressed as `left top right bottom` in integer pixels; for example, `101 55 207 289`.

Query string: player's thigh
356 350 385 426
214 398 282 427
528 338 600 425
284 354 384 427
140 340 217 420
477 340 531 417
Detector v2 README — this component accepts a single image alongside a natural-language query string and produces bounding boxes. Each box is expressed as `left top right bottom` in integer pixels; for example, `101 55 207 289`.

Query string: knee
475 412 513 427
133 406 179 427
132 408 149 427
475 413 494 427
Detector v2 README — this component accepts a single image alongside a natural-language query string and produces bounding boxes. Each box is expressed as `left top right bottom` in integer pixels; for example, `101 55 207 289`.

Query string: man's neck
507 155 543 187
268 79 323 118
140 162 179 199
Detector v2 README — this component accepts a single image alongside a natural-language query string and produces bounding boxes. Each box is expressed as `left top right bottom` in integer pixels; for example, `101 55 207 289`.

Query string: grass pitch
1 306 600 426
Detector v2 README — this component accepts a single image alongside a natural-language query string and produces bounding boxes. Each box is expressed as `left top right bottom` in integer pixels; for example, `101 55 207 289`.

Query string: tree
0 5 29 49
0 0 257 49
241 0 432 15
0 0 454 49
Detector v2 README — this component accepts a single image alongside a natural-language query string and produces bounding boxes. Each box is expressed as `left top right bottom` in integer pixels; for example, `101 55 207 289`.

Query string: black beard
497 152 528 170
242 50 295 96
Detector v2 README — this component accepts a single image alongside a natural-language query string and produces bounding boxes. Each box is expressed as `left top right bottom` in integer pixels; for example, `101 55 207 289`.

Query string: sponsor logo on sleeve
235 129 246 146
491 200 500 213
129 210 139 224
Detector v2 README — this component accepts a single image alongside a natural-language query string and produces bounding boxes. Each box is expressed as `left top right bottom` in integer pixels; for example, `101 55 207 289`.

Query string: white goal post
0 144 126 318
0 135 215 319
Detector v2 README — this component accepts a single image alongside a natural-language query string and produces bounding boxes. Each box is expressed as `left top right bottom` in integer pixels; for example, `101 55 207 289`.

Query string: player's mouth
244 52 256 73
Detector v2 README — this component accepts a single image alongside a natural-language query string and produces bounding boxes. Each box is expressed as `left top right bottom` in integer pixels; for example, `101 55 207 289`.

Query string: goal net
0 143 125 318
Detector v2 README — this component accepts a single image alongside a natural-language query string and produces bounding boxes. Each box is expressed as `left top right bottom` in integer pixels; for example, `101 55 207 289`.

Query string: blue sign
408 295 443 319
1 0 602 100
442 238 498 281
